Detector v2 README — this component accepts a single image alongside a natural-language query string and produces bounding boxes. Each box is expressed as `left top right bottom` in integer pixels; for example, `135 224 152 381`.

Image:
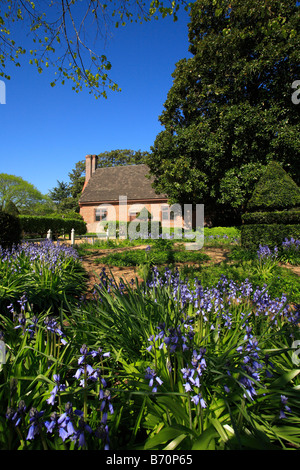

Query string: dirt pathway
79 245 299 294
80 246 232 292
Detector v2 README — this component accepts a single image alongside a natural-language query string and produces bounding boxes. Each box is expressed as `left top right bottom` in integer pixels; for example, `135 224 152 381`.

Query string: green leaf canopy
147 0 300 221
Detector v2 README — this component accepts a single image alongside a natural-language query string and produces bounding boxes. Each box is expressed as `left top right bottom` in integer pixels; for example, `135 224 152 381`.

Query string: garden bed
0 231 299 451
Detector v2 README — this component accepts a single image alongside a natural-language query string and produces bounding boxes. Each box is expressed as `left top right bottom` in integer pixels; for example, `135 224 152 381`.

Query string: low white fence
23 229 109 247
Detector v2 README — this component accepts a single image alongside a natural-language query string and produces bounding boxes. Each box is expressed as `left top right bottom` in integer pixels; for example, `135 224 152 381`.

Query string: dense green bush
19 215 87 237
103 219 162 239
241 224 300 249
0 211 22 248
247 161 300 212
242 211 300 225
242 162 300 249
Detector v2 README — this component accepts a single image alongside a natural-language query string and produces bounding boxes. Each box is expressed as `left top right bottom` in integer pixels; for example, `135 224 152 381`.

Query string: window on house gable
95 208 108 222
161 206 175 221
129 211 138 222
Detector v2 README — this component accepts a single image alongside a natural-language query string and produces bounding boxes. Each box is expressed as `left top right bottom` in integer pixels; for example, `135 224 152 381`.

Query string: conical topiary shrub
247 161 300 212
241 161 300 249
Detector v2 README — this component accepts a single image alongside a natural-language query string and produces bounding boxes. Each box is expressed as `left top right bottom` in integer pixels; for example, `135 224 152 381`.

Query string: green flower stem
188 391 192 430
15 425 27 450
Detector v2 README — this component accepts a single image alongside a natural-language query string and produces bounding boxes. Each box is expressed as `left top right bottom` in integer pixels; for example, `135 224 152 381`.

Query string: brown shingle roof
79 164 167 203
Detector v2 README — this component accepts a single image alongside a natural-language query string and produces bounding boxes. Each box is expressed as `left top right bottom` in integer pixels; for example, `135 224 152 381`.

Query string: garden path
80 246 231 292
79 245 300 295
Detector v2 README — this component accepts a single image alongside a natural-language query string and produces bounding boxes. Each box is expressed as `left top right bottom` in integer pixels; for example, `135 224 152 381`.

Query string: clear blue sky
0 6 192 196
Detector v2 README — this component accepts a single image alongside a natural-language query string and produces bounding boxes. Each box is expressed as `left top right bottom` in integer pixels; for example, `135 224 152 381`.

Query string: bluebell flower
70 411 92 448
45 412 59 433
47 374 66 406
99 389 114 416
191 393 207 408
279 395 291 419
26 408 45 441
6 400 27 427
145 366 163 392
57 402 76 441
95 423 110 450
17 294 28 312
44 316 67 345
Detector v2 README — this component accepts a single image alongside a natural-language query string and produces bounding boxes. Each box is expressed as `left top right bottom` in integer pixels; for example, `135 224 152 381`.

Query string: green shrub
103 219 162 239
0 211 22 248
247 161 300 212
241 224 300 249
242 162 300 249
19 215 87 237
242 210 300 225
3 200 19 217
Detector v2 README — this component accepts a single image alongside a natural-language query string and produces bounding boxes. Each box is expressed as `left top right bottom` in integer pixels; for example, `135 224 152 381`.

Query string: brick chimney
83 154 97 190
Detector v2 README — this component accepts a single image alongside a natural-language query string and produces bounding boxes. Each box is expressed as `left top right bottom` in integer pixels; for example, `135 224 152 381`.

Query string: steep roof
79 164 167 203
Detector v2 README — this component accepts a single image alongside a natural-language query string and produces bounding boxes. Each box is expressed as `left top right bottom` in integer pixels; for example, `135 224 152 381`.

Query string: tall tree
96 149 150 167
0 173 48 211
48 180 71 205
0 0 188 98
147 0 300 223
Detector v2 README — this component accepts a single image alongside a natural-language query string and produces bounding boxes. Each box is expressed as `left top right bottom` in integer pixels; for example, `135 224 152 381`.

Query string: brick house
79 154 185 234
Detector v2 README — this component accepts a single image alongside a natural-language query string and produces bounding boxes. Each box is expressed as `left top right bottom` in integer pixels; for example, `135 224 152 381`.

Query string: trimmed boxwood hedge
19 215 87 237
242 210 300 225
0 211 22 248
247 161 300 212
241 161 300 249
241 224 300 250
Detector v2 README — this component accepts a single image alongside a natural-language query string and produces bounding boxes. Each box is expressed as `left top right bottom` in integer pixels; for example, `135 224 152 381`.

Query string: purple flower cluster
46 374 66 406
5 344 112 449
282 237 300 251
45 402 93 448
10 303 68 345
0 240 79 274
257 244 278 261
181 348 207 407
6 400 27 427
147 318 195 355
140 266 300 411
236 326 263 401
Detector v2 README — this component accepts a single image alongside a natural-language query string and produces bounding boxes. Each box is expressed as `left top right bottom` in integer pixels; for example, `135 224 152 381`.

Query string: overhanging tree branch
0 0 190 98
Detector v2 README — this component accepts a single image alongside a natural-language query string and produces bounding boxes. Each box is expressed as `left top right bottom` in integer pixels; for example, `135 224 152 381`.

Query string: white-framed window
161 206 175 221
95 208 108 222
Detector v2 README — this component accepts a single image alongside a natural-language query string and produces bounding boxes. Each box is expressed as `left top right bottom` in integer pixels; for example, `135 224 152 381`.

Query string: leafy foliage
0 240 87 313
147 0 300 219
19 215 86 237
0 0 188 98
1 257 299 450
0 210 21 248
241 162 300 249
247 161 300 212
0 173 48 213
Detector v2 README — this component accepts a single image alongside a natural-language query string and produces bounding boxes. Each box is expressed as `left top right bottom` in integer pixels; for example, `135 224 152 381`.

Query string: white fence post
71 228 75 247
47 229 52 240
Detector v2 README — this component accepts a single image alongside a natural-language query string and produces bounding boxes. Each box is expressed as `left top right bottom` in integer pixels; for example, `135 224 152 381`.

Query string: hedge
104 220 163 238
241 224 300 250
19 215 87 237
0 211 22 248
242 210 300 225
